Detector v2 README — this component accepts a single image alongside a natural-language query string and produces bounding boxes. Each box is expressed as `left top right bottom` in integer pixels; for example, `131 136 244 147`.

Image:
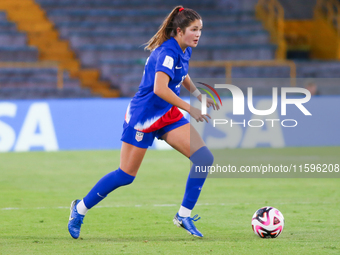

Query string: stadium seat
33 0 340 97
0 21 18 32
34 0 276 96
0 46 38 62
0 32 27 47
0 11 7 21
0 87 94 99
0 10 96 99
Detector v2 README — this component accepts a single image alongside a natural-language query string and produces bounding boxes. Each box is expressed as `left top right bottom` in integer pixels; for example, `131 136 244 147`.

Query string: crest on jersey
135 131 144 142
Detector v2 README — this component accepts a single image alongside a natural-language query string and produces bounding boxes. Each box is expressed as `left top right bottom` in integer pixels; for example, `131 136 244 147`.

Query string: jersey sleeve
155 48 177 80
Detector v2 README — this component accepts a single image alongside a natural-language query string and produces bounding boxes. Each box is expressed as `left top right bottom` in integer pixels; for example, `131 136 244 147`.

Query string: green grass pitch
0 147 339 254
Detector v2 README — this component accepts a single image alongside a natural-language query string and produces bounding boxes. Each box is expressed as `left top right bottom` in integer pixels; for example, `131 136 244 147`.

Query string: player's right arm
154 71 210 123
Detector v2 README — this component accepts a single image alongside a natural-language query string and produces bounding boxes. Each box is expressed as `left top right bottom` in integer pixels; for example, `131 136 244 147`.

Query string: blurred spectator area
0 10 93 99
37 0 277 96
0 0 340 99
0 61 93 99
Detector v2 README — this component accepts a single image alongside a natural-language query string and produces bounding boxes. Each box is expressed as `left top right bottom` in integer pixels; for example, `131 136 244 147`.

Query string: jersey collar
170 37 186 55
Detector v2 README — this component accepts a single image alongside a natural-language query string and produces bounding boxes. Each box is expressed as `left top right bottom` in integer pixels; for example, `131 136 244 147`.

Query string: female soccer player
68 6 218 239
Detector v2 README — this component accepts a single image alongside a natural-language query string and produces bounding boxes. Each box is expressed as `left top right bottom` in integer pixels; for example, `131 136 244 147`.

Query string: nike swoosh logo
97 192 106 198
175 66 182 69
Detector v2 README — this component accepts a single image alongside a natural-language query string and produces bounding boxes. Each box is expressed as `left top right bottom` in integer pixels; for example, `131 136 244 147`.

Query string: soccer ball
251 206 284 238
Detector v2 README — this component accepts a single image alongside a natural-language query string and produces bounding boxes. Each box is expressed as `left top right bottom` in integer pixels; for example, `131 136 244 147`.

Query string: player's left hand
206 97 220 110
197 95 220 110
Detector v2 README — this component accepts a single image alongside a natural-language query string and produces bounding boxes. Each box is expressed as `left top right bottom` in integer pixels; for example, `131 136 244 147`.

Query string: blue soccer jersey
125 37 192 132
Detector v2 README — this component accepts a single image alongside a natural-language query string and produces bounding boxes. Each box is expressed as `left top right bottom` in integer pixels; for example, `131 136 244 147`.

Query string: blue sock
181 146 214 210
83 168 135 209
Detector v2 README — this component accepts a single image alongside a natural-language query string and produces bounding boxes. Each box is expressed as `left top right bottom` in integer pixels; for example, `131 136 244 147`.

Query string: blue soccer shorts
121 116 189 148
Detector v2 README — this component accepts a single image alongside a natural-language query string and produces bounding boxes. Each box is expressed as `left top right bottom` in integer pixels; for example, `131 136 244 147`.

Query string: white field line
0 201 334 211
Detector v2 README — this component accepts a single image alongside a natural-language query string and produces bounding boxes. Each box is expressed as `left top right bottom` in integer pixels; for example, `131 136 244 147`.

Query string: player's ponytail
144 6 201 51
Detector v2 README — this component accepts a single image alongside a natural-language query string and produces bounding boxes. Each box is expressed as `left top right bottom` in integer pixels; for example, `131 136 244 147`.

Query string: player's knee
121 176 134 186
190 146 214 167
204 148 214 166
117 168 135 186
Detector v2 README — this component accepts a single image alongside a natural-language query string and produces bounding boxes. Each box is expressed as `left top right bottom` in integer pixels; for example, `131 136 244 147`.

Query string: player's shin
82 168 135 210
179 146 214 217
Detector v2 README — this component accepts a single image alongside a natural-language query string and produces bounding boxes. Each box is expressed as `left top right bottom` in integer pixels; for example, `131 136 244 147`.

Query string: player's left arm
182 74 220 110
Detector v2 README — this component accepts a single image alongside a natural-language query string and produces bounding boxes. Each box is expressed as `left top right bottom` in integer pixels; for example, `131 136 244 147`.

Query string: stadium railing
316 0 340 34
190 60 296 86
255 0 286 60
312 0 340 59
0 61 63 89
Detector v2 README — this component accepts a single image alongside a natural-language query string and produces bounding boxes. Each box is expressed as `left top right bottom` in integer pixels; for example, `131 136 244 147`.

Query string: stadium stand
0 0 118 99
0 0 339 98
0 18 38 61
278 0 317 19
36 0 277 96
0 9 94 99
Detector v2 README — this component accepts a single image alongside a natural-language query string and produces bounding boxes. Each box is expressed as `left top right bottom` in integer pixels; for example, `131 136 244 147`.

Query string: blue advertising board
0 96 338 152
